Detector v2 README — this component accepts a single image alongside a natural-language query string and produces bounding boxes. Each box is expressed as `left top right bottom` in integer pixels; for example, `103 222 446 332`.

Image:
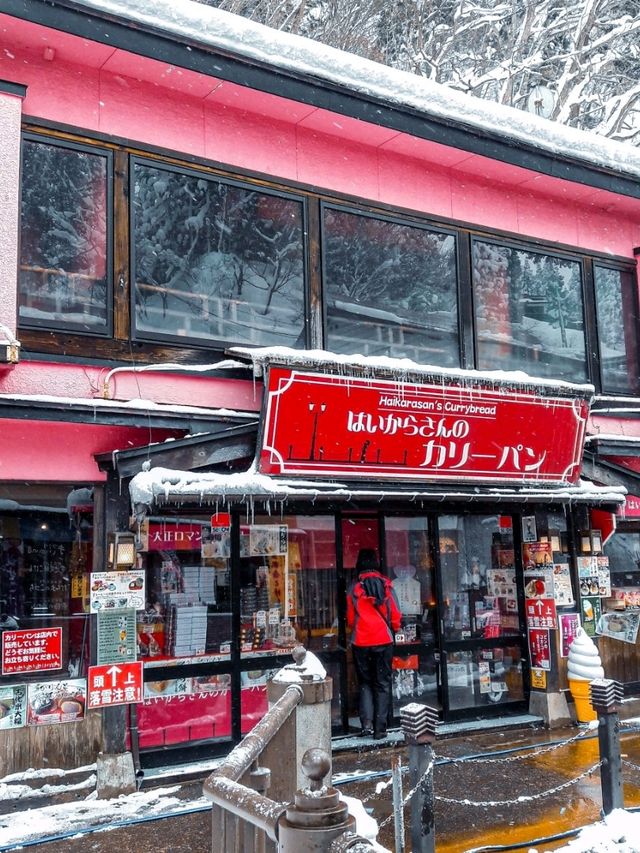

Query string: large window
323 207 459 365
132 162 306 347
17 133 640 398
19 138 110 333
594 265 640 396
472 240 587 381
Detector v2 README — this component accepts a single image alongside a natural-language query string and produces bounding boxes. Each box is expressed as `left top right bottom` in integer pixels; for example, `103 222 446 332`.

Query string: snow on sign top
229 345 595 398
72 0 640 181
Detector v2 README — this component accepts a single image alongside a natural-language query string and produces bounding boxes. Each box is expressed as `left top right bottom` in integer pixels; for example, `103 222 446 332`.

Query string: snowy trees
200 0 640 144
132 163 305 345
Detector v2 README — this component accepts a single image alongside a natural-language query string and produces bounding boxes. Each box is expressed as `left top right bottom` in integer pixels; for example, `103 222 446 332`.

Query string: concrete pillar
260 676 333 802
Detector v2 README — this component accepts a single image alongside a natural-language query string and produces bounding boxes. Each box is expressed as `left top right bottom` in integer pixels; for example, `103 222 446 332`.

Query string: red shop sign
528 628 551 671
87 661 143 708
525 598 557 629
259 368 589 485
147 522 202 551
1 628 63 675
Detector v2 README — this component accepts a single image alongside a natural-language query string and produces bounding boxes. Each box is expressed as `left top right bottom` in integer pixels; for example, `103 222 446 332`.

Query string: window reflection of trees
473 240 586 380
324 208 459 365
133 164 305 347
19 140 108 330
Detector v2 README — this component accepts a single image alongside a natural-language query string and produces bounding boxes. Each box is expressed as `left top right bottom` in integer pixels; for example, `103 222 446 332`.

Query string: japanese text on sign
259 368 589 485
525 598 557 629
2 628 62 675
87 662 143 708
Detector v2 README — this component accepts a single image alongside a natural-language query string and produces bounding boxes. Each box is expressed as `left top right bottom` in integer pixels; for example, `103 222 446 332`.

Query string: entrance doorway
437 514 528 718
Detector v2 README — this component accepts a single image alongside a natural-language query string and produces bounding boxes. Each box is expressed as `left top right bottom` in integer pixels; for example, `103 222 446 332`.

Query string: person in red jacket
346 548 402 740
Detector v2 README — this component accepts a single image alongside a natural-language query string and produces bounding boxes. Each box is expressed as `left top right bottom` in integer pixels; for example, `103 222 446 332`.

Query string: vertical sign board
259 367 589 485
87 662 143 709
97 610 137 665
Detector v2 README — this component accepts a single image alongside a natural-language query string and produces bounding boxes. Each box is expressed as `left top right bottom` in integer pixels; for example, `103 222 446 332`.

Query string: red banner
147 523 202 551
2 628 62 675
259 368 588 485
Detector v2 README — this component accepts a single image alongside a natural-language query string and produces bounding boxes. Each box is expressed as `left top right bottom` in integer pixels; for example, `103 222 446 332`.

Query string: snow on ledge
73 0 640 184
229 346 595 397
129 465 625 510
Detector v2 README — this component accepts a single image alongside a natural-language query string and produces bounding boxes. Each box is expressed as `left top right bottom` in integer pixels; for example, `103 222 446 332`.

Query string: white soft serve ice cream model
567 628 604 722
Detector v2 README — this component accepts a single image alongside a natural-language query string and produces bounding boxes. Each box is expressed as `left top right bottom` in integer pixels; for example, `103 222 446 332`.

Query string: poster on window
90 571 145 613
27 678 86 726
577 557 600 598
2 627 62 675
553 563 575 606
560 612 581 657
523 541 553 566
0 684 27 729
97 610 137 665
521 517 537 543
596 611 640 644
597 557 611 598
528 628 551 670
581 596 601 637
524 568 554 600
249 525 288 556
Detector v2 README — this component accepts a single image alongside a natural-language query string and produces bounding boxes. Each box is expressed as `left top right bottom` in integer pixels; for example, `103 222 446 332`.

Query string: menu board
597 611 640 645
552 563 574 606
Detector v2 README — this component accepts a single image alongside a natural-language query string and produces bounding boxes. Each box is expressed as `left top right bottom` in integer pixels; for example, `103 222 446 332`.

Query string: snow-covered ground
538 809 640 853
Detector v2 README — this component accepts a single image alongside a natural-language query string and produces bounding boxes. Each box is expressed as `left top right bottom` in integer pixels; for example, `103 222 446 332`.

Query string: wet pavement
8 719 640 852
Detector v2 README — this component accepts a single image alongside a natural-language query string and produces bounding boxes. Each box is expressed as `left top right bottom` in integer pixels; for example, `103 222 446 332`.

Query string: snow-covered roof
229 345 595 397
129 465 625 510
72 0 640 184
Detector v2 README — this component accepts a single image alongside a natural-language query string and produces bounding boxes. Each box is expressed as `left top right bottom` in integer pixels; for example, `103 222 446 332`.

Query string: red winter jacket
347 571 402 647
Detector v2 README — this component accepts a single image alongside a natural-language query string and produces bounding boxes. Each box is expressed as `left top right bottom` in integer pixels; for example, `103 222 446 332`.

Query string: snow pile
273 649 327 683
229 345 595 396
339 792 391 853
0 785 206 848
533 809 640 852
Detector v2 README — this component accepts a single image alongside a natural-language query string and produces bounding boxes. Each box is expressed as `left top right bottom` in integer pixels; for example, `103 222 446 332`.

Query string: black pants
352 644 393 733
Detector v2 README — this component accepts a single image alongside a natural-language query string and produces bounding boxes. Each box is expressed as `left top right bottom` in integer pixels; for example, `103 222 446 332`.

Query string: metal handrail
203 683 303 841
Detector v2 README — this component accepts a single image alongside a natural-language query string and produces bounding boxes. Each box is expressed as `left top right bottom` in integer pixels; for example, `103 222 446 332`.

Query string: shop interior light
108 532 137 569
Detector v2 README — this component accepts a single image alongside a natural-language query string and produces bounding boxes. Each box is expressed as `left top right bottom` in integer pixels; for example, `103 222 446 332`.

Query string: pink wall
0 19 639 260
0 420 180 481
0 361 261 412
0 90 23 337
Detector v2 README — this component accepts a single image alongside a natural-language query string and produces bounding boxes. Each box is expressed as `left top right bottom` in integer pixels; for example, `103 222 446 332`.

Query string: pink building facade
0 0 639 775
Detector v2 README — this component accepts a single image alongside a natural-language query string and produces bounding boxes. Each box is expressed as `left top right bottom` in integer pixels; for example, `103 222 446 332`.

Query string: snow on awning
228 346 595 399
129 465 625 512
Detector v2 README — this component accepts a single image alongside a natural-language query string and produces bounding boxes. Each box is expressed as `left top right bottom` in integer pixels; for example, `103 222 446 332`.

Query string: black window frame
129 155 310 352
18 132 114 338
591 258 640 397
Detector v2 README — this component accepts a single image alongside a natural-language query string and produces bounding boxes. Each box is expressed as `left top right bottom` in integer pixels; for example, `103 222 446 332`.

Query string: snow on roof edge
69 0 640 184
129 465 625 509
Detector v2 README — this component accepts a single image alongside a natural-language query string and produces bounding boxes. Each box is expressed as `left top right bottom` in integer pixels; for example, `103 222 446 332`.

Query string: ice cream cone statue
567 627 604 723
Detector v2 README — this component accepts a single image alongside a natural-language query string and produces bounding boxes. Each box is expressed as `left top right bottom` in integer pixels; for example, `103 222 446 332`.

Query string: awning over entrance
129 464 625 513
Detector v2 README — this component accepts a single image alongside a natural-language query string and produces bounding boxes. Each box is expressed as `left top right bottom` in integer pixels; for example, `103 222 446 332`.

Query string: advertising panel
259 368 589 484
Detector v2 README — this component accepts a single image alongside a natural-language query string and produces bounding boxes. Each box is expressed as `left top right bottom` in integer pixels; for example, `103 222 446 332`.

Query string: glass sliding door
437 514 527 717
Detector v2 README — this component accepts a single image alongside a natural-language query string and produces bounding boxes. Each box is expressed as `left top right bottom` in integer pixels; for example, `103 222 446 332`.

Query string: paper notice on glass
249 525 288 556
597 611 640 644
553 563 575 606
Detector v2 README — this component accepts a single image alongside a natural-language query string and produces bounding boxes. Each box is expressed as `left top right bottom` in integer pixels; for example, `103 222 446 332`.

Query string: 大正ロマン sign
259 368 589 485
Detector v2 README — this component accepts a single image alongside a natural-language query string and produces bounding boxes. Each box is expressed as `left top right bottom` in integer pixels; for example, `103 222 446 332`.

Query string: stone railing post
260 652 333 802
